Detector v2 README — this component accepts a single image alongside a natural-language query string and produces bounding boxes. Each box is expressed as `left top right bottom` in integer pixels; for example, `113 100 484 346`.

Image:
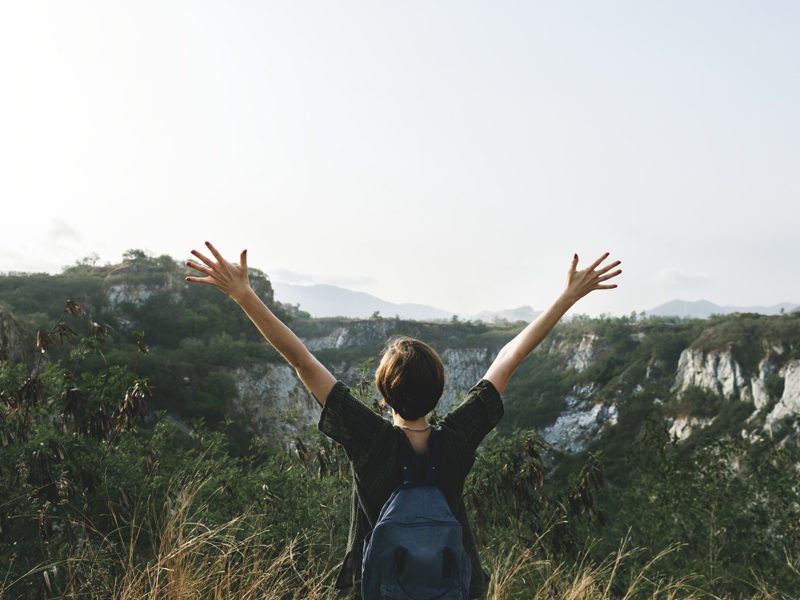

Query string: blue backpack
361 429 471 600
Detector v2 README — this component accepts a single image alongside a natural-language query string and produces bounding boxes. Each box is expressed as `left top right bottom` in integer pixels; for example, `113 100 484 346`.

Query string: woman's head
375 335 445 421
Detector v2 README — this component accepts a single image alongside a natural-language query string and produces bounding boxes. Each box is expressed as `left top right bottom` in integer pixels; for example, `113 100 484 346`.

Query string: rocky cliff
229 341 498 443
2 258 798 459
228 315 800 456
669 341 799 439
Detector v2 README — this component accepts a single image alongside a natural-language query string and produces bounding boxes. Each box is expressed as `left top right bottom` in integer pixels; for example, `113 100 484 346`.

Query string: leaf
90 322 112 344
52 321 78 344
61 387 82 416
20 375 42 406
63 299 84 316
36 330 50 354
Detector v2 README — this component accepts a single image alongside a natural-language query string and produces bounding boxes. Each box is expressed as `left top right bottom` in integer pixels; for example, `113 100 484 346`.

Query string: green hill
1 250 798 597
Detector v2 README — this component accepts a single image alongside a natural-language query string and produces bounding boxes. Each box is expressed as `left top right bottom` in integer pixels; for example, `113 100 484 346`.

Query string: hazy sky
2 1 798 317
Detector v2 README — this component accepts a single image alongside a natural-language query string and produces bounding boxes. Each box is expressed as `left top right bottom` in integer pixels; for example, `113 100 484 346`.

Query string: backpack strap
399 428 441 485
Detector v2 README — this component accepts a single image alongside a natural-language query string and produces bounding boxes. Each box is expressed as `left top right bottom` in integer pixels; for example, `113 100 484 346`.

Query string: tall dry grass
485 528 705 600
482 525 796 600
1 473 341 599
2 475 793 599
112 474 335 599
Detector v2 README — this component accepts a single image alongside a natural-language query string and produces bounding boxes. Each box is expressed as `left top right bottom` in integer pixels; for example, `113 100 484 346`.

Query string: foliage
3 257 800 597
592 417 800 597
665 384 722 418
0 250 303 431
695 312 800 374
765 371 785 401
467 429 607 562
500 351 572 430
0 308 352 598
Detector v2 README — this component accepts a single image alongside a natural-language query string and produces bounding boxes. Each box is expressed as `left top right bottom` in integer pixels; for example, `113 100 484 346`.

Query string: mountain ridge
271 280 542 323
646 298 798 318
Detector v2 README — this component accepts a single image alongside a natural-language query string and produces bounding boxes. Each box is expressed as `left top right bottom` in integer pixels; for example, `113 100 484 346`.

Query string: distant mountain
271 282 454 321
468 305 542 323
646 299 799 318
271 281 540 323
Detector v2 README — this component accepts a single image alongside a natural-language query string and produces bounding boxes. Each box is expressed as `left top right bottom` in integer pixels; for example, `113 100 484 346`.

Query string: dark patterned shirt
318 378 504 599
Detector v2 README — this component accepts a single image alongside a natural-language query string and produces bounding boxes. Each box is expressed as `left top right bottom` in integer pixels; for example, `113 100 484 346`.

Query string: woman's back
318 377 504 598
404 428 432 455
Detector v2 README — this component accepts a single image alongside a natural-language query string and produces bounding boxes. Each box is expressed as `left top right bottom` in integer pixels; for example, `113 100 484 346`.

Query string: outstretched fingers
205 241 228 265
587 252 610 272
185 259 219 286
597 269 622 282
563 250 622 301
596 259 622 276
186 260 213 277
190 249 215 268
185 274 215 285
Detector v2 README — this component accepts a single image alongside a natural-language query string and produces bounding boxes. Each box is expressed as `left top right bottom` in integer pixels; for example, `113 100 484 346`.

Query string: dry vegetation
3 474 793 599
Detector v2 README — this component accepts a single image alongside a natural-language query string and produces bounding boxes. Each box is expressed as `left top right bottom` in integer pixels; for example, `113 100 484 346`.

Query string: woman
186 242 621 598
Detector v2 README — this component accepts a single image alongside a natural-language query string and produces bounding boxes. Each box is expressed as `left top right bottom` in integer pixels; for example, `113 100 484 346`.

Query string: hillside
2 252 799 473
646 298 799 318
1 250 799 597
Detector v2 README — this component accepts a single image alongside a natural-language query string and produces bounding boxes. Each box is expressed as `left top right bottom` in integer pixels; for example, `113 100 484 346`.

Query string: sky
1 1 798 317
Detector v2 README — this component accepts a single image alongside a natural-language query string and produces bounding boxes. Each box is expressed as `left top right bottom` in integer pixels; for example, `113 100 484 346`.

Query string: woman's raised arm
483 252 622 395
185 241 336 407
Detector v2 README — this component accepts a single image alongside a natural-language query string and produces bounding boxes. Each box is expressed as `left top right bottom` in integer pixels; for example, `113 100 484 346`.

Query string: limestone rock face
230 343 500 443
231 363 324 442
750 362 772 412
566 334 597 373
439 347 495 413
0 307 30 362
226 320 798 451
668 415 716 442
765 360 800 433
671 348 750 401
107 274 184 309
538 384 618 454
749 345 784 414
106 284 157 310
306 324 498 411
666 343 800 439
300 319 400 351
106 273 185 330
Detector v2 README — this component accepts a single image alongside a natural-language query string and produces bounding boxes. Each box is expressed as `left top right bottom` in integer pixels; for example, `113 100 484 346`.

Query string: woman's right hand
562 252 622 304
185 241 253 303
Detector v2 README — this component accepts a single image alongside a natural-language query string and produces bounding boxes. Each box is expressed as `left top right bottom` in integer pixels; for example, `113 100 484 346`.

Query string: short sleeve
440 379 504 453
318 380 394 470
